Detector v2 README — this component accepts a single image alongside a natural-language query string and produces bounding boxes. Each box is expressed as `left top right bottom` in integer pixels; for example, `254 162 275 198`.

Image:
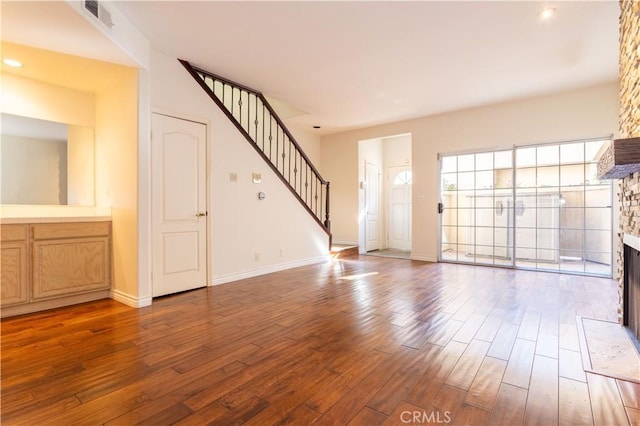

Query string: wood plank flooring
2 256 638 425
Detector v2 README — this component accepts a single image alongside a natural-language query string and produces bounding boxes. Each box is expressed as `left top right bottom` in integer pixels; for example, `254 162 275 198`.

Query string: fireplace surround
623 235 640 341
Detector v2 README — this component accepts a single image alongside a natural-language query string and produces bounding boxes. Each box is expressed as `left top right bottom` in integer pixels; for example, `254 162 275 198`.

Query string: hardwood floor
2 256 638 425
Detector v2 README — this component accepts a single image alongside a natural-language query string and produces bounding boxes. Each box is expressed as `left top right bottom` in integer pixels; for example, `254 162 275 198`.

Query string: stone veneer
617 0 640 321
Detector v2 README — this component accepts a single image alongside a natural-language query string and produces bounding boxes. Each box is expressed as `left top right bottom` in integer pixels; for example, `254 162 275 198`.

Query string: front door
387 165 412 251
151 113 207 297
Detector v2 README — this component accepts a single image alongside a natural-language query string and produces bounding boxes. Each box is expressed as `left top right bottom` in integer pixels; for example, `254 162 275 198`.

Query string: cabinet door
1 241 29 307
32 236 110 301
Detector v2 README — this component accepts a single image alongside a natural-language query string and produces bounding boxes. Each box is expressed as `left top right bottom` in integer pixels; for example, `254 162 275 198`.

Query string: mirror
0 113 95 206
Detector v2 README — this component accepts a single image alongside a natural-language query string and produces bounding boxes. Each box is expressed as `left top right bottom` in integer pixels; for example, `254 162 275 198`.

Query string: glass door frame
438 136 614 278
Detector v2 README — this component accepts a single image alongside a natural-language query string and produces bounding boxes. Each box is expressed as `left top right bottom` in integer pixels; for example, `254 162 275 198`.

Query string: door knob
196 212 207 217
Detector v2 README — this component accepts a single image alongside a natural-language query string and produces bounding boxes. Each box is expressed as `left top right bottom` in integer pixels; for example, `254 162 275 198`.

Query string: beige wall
67 125 95 205
95 69 139 299
1 74 95 127
288 126 322 167
322 83 619 261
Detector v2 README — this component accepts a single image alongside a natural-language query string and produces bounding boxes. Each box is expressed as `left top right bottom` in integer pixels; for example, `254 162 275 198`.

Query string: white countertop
0 205 112 224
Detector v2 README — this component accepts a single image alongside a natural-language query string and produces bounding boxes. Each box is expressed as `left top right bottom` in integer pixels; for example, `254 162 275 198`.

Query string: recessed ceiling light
2 58 23 68
538 6 556 21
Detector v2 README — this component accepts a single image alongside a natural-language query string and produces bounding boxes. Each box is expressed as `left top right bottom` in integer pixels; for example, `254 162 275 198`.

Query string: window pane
442 207 458 227
537 207 560 229
537 145 559 166
475 152 493 170
476 171 494 189
537 228 558 250
560 164 585 186
585 230 611 253
442 173 457 191
516 168 536 188
585 208 611 231
517 147 536 167
560 207 585 230
442 156 457 173
457 209 475 227
458 191 475 209
442 226 458 243
537 166 559 188
560 229 584 252
585 188 611 207
475 190 494 208
494 169 513 189
560 142 585 164
495 151 512 169
458 154 475 172
560 188 583 208
458 172 475 190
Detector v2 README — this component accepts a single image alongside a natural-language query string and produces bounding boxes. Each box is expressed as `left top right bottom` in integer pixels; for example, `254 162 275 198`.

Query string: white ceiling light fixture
538 6 556 21
2 58 23 68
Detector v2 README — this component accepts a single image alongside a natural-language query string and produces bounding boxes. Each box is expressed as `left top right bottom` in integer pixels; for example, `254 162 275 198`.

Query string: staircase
180 60 331 244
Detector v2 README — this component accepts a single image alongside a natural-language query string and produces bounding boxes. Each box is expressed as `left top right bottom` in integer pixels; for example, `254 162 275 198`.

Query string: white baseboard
211 255 330 286
111 289 152 308
410 255 438 263
332 239 358 246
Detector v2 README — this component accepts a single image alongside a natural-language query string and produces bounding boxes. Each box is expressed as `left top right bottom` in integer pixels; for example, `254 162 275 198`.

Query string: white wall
321 83 620 262
150 49 329 285
357 138 383 249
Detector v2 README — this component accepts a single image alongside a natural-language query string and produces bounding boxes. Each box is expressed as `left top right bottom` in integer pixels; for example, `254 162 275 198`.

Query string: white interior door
365 161 380 252
387 165 412 251
151 113 207 297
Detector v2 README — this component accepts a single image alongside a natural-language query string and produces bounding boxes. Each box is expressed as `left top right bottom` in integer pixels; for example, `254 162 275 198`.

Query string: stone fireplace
612 1 640 337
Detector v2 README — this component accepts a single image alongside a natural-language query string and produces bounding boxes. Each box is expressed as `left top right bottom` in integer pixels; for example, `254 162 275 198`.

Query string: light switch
229 172 237 182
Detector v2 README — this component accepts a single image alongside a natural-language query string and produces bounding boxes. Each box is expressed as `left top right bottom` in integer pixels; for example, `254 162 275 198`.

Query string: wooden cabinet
1 225 29 307
1 221 111 317
32 222 111 301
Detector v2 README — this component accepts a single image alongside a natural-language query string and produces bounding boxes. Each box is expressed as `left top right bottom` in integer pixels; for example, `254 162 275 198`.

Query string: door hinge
438 202 444 214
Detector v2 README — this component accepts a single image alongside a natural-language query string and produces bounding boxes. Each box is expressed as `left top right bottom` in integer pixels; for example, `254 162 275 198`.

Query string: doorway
151 113 208 297
358 134 412 256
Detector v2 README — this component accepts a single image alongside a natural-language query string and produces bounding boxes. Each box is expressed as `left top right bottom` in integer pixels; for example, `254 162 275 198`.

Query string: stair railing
179 60 331 238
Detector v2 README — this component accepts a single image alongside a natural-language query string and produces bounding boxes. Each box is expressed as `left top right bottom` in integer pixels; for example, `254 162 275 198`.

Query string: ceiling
2 1 620 135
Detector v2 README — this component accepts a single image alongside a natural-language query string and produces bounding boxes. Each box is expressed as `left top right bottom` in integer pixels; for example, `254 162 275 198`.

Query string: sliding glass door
439 139 612 277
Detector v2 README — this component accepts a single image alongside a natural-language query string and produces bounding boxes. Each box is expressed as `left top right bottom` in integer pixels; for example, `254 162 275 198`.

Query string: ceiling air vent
84 0 114 29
